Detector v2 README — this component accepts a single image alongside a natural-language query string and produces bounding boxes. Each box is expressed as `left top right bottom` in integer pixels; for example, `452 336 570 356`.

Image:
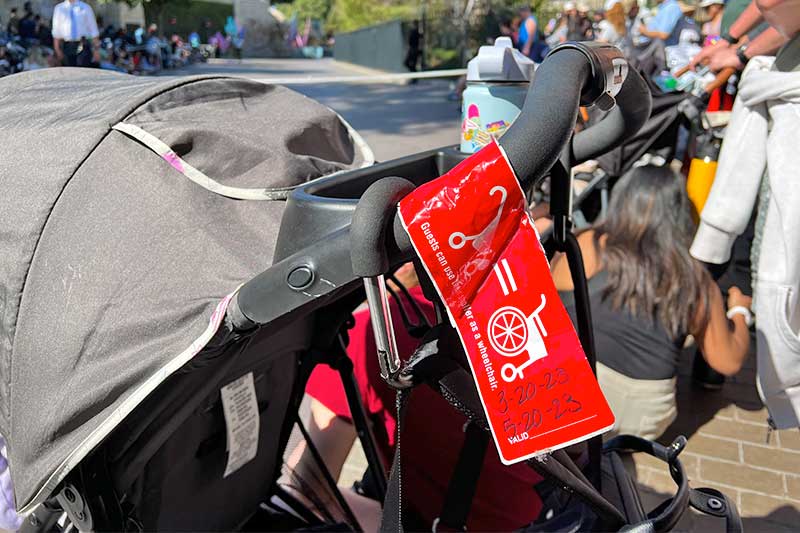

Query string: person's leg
282 398 360 522
62 41 78 66
285 398 356 490
597 363 677 440
76 41 93 67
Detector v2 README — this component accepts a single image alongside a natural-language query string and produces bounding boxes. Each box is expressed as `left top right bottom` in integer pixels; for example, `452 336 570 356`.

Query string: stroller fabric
0 67 372 513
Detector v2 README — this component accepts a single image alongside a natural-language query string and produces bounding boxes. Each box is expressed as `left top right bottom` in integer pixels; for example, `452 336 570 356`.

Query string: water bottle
460 37 535 154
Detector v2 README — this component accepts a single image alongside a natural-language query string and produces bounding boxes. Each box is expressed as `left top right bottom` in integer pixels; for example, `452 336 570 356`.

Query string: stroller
1 45 740 532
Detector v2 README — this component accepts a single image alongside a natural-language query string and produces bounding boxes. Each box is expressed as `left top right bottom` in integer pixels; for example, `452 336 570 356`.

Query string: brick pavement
635 346 800 531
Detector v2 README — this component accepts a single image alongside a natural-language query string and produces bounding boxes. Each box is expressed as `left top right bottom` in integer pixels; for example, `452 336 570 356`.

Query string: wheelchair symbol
487 294 548 382
449 186 508 250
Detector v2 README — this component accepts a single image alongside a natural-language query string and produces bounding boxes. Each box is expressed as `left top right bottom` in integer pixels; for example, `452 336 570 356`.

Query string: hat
678 1 696 13
699 0 724 6
577 2 590 12
564 1 577 10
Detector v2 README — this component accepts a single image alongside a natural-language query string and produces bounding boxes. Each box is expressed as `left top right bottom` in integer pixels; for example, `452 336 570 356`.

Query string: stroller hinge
55 484 93 532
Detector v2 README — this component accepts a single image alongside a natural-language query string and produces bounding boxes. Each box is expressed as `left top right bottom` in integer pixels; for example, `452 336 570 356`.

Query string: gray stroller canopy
0 68 372 511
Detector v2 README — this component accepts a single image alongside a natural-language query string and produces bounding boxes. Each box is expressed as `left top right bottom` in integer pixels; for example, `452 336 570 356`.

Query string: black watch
736 45 750 68
721 32 738 45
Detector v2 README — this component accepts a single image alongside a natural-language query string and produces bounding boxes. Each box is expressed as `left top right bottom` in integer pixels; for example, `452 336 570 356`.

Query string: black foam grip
499 48 591 190
351 177 416 277
571 67 652 164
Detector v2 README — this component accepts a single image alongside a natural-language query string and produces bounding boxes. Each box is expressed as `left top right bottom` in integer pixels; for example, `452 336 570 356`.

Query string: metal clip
364 276 412 389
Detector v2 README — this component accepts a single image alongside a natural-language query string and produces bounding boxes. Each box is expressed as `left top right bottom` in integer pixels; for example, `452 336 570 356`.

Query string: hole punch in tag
221 372 260 477
398 140 615 464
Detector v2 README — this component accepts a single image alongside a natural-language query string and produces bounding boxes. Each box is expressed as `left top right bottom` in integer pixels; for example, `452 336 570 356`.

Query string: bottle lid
466 37 535 82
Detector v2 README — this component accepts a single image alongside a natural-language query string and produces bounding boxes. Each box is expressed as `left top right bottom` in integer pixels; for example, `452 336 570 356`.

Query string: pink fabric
0 438 21 531
162 151 185 173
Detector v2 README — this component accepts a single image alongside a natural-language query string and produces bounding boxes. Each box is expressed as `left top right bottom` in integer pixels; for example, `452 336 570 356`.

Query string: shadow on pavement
659 340 762 445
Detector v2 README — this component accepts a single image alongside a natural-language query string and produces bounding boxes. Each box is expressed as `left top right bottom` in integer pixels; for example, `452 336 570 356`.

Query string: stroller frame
21 42 738 532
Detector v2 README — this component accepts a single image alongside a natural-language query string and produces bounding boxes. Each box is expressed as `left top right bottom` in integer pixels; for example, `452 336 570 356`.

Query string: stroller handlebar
499 43 651 187
228 47 650 332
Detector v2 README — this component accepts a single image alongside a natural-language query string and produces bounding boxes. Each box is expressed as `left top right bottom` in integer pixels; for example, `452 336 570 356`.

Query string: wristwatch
727 306 754 327
736 44 750 68
721 32 738 45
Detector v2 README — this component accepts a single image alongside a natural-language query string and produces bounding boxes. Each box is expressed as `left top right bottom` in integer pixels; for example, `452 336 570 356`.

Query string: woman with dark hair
551 166 751 439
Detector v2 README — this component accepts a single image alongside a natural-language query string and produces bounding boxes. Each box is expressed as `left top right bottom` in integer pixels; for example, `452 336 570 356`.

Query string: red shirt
307 285 542 531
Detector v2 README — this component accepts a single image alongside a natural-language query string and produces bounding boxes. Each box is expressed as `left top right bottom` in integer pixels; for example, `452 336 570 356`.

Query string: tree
110 0 191 36
326 0 416 33
275 0 334 23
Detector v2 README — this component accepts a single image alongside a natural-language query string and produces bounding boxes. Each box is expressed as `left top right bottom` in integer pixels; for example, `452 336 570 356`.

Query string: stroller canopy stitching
0 68 371 511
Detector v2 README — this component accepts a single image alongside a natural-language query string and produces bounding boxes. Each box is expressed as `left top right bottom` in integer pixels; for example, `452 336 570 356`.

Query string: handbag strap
604 435 690 533
689 487 743 533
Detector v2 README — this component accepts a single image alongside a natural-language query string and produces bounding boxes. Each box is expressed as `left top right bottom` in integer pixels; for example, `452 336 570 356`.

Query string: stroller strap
112 122 297 201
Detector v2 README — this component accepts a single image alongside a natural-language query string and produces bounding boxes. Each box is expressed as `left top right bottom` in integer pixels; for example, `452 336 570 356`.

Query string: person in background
551 166 751 439
35 15 53 48
18 2 36 44
690 0 800 429
701 0 725 42
6 7 19 36
567 2 594 41
518 5 547 62
592 9 606 37
638 0 683 43
596 2 627 46
52 0 100 67
626 2 646 46
691 0 789 73
232 24 245 61
546 13 568 48
499 17 516 45
404 19 422 80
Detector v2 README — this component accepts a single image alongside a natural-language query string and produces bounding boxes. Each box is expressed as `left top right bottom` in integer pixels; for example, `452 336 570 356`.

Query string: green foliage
426 47 460 69
274 0 333 23
326 0 417 33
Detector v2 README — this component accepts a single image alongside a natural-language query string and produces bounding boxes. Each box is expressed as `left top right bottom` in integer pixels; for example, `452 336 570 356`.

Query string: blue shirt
518 15 539 46
647 0 683 37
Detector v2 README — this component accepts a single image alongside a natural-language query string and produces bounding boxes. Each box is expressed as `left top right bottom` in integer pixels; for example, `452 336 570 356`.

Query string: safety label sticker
221 372 260 477
398 139 615 464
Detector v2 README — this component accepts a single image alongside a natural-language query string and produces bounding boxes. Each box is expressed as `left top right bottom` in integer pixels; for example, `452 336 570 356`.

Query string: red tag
398 140 615 464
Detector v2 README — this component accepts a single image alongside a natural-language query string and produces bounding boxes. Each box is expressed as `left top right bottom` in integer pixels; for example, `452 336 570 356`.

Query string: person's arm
54 37 63 60
640 3 682 41
282 398 357 510
692 283 751 376
522 17 536 56
708 26 788 71
639 25 669 40
86 9 101 62
725 0 764 43
51 6 64 61
690 1 763 68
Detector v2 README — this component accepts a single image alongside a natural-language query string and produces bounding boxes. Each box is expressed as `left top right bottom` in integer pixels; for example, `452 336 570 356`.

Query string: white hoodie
690 55 800 428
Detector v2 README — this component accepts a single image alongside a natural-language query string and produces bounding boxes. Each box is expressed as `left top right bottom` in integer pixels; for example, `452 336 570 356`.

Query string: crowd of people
0 1 246 76
489 0 726 64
